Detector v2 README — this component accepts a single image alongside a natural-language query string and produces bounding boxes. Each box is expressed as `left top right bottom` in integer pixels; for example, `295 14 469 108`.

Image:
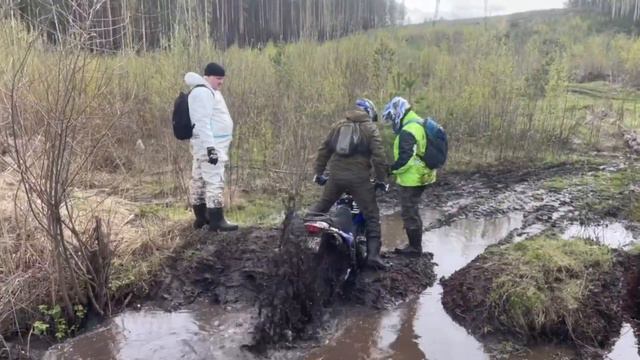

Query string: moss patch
441 235 623 351
487 237 612 336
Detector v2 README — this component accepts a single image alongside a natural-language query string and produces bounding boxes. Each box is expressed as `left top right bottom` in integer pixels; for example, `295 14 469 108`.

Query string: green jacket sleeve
314 128 334 176
367 123 388 182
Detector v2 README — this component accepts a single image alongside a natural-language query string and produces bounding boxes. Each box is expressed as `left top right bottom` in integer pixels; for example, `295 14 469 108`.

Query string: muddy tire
355 238 367 268
317 233 338 254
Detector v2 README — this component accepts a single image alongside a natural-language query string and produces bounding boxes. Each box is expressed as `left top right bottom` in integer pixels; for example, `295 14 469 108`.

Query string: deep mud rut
39 156 640 359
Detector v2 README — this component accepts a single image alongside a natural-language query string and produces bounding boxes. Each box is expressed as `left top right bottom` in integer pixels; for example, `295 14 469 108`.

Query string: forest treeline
1 0 406 50
568 0 640 22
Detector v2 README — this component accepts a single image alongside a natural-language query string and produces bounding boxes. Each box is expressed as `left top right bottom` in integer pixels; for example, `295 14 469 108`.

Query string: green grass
225 190 319 226
628 241 640 255
226 196 284 226
138 203 191 222
109 253 165 295
626 198 640 223
488 236 613 335
567 81 640 130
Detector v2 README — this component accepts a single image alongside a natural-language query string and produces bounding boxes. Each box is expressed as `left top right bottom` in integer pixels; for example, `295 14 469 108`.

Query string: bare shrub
0 2 130 336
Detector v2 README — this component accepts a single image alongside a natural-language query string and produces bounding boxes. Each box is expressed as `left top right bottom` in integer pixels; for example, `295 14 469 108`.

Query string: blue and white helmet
382 96 411 133
355 98 378 122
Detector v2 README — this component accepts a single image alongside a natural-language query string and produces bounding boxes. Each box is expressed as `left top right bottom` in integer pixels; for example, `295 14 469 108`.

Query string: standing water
563 222 636 248
307 210 525 359
44 305 257 360
309 211 640 360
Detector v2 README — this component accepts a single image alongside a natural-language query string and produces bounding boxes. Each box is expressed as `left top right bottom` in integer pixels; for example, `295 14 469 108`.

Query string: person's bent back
314 109 387 183
310 98 388 270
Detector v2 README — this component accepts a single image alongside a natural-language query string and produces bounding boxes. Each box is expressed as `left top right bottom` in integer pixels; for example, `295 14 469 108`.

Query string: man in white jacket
184 63 238 231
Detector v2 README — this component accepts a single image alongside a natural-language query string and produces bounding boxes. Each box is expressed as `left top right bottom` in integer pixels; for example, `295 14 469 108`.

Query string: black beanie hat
204 62 225 77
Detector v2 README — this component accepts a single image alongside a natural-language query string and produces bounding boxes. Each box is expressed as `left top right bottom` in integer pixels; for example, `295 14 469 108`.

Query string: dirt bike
303 193 368 282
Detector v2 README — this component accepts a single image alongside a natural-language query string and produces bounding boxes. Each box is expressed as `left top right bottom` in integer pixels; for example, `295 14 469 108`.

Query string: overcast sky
403 0 567 23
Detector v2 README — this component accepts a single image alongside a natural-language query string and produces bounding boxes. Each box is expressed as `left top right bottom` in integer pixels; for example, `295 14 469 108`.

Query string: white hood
184 72 208 88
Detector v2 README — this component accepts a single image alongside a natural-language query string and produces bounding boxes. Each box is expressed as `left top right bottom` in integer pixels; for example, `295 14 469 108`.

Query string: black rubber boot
394 229 423 256
192 204 208 229
366 236 388 270
207 207 239 232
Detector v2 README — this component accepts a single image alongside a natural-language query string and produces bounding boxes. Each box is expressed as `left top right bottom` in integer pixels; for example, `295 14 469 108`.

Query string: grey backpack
332 123 362 156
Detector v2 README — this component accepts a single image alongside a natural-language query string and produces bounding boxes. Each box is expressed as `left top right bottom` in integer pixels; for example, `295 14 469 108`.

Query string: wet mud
147 212 436 355
372 158 640 359
405 159 624 233
243 213 436 354
149 226 280 310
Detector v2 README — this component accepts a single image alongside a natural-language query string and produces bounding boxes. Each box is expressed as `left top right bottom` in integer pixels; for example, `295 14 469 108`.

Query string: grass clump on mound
487 236 613 338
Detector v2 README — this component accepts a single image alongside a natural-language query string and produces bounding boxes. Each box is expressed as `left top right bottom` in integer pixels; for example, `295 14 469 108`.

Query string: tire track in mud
392 160 632 242
287 161 626 359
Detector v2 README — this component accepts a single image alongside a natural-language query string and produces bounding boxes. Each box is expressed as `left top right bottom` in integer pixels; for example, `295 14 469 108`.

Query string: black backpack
171 84 208 140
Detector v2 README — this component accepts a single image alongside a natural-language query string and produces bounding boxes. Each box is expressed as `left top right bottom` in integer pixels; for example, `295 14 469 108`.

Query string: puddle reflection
563 223 636 248
44 306 255 360
607 323 640 360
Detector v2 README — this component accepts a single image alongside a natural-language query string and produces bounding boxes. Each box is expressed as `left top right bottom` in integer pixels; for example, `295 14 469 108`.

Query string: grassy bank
487 236 613 337
442 234 622 350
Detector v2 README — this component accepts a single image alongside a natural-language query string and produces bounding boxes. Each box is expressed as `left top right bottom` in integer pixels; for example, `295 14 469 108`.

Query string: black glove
207 147 218 165
313 174 328 186
374 181 389 193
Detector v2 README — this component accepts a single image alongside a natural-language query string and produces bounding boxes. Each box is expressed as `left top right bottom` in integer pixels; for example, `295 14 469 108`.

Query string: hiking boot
394 229 423 256
207 207 239 232
192 204 208 229
366 236 389 270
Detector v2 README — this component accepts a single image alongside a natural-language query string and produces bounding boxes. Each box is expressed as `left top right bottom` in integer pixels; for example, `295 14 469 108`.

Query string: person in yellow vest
382 97 436 255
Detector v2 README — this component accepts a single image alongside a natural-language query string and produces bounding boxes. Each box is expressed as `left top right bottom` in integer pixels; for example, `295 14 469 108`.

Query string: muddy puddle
43 304 259 360
608 323 640 360
44 209 640 360
563 222 636 248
